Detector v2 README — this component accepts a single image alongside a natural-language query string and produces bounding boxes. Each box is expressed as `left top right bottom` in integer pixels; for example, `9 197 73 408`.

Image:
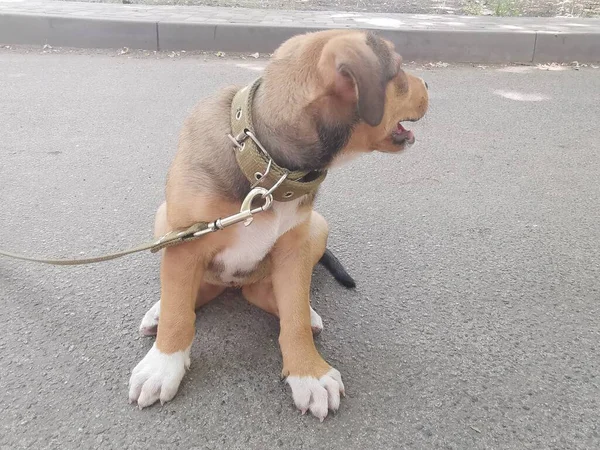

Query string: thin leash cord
0 221 212 266
0 240 161 266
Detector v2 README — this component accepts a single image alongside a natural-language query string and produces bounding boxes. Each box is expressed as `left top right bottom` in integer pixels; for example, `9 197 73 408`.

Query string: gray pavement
1 0 600 62
1 49 600 449
54 0 600 17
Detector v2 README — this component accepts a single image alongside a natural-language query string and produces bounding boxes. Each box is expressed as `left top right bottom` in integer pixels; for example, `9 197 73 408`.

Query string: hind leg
153 201 169 238
307 211 328 335
138 202 169 336
139 201 225 336
139 283 225 336
242 211 329 335
242 279 324 335
308 211 329 267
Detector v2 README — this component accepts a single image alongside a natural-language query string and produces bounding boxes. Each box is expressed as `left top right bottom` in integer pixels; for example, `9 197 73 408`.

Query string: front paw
128 343 190 409
286 368 345 421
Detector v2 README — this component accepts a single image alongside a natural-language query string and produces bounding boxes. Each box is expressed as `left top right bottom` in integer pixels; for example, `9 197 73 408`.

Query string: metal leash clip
194 187 273 236
144 187 274 252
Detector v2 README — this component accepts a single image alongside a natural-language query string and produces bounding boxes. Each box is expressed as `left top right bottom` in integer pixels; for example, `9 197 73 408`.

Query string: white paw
128 343 190 409
310 306 323 335
139 301 160 336
286 368 345 421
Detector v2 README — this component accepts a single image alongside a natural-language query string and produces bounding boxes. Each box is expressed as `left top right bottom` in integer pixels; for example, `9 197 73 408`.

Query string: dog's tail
318 248 356 289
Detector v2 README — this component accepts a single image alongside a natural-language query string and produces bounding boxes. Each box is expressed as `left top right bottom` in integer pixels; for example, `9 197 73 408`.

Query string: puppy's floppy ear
318 33 387 127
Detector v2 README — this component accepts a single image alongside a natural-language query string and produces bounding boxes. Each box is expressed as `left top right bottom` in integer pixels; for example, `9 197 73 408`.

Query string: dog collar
228 78 327 202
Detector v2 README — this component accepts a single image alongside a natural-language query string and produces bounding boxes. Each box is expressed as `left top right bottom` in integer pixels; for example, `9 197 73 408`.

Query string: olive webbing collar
228 78 327 202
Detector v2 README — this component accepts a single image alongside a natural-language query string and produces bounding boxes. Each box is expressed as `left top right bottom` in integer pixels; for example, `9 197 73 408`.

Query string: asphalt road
1 48 599 450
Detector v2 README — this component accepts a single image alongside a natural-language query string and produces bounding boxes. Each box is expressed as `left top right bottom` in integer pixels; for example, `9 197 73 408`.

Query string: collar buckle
230 78 327 202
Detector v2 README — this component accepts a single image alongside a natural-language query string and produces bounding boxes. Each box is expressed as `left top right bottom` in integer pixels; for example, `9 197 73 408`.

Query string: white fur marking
310 306 323 334
139 300 160 336
214 198 308 284
286 368 345 421
129 343 191 408
330 150 363 168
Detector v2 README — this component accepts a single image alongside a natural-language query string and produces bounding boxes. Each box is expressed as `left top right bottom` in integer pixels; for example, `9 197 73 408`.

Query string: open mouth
391 122 415 146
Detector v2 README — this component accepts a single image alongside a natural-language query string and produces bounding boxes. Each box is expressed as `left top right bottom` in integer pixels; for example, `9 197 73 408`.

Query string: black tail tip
318 248 356 289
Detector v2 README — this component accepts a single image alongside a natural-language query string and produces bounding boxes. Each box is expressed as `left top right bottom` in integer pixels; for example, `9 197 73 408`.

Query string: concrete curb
1 1 599 63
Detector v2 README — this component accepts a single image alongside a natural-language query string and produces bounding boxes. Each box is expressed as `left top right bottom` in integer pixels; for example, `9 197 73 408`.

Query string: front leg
272 220 345 421
129 244 203 408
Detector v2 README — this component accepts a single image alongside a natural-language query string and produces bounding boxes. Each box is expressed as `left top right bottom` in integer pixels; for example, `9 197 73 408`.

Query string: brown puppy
129 29 429 421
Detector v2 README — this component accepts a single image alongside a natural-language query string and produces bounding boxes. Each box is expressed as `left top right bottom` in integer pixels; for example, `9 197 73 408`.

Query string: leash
0 187 272 266
1 78 328 267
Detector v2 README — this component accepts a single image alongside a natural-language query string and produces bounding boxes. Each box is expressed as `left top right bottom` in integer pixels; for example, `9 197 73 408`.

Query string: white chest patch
213 198 308 284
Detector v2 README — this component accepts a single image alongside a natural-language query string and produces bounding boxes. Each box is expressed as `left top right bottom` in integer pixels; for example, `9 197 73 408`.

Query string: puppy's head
259 30 429 170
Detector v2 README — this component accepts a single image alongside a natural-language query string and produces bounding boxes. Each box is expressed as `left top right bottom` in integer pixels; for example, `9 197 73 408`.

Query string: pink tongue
396 122 415 144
